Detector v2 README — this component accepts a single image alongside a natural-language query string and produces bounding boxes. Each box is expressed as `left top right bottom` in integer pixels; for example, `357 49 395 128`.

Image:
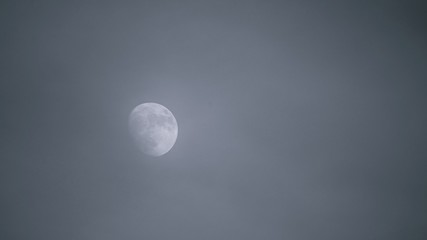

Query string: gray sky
1 1 427 239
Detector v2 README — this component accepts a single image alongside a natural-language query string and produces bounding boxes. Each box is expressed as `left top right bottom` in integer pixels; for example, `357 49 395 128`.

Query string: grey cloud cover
1 1 426 239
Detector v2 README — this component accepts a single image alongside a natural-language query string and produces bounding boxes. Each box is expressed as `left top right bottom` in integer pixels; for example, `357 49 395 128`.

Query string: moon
129 102 178 156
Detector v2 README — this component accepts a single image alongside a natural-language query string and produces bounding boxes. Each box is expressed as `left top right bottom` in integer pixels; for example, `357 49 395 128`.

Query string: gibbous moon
129 102 178 156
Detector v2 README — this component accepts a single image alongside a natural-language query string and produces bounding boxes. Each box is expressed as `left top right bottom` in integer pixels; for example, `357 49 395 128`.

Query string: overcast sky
1 1 427 239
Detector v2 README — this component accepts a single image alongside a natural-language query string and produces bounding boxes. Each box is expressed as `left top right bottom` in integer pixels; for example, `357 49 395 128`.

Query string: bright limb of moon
129 102 178 156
